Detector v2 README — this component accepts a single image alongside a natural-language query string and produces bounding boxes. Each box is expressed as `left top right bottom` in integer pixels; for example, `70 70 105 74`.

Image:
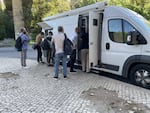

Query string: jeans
54 53 67 77
21 49 27 67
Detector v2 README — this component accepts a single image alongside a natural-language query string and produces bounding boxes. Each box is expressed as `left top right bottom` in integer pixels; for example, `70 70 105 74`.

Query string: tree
70 0 103 9
0 0 14 40
0 10 14 40
46 0 70 16
109 0 150 20
22 0 33 32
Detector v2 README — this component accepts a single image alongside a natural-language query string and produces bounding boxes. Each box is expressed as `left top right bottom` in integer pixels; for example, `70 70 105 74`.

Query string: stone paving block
0 58 150 113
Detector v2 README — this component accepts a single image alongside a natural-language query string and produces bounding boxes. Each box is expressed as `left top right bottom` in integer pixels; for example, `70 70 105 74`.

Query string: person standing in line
70 27 80 72
80 28 89 72
36 32 44 63
52 26 67 79
46 31 54 66
20 28 30 68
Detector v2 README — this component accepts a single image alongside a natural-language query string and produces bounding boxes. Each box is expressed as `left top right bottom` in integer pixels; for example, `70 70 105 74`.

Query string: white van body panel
89 11 100 68
44 15 79 40
43 1 107 21
101 6 147 75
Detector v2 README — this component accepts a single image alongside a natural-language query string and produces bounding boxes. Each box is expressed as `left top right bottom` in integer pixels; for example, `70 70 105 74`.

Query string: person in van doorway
36 32 44 63
52 26 67 79
81 29 89 72
46 31 54 66
20 27 30 68
70 27 80 72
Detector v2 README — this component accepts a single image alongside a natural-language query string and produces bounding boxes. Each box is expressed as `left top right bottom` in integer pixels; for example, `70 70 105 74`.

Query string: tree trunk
12 0 24 39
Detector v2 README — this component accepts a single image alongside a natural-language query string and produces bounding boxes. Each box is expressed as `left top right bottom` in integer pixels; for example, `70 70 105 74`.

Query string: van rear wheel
130 64 150 89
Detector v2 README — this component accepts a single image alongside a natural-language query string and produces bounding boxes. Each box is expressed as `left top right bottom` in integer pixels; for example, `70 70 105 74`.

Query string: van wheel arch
122 55 150 78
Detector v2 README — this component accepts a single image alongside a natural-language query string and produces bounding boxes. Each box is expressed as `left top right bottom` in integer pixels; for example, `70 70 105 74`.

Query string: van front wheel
130 64 150 88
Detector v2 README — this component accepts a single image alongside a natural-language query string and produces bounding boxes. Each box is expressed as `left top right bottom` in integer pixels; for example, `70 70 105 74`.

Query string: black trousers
37 46 42 62
70 49 76 70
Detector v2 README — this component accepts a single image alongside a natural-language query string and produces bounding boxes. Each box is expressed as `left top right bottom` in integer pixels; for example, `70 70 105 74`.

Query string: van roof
43 1 107 21
104 6 142 18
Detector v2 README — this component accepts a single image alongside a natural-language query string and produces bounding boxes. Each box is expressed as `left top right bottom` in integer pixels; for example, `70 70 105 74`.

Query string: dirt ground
80 87 150 113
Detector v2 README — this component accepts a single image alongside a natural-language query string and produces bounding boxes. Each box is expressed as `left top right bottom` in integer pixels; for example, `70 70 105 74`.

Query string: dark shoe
70 70 76 72
53 76 58 80
64 76 67 78
53 76 58 78
48 64 53 66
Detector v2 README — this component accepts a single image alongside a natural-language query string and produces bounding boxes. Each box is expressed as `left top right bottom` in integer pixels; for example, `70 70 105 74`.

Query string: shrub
0 11 14 40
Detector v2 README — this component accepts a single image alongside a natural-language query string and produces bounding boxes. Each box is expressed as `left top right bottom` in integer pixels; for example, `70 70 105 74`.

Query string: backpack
15 36 22 51
41 39 50 50
64 33 73 55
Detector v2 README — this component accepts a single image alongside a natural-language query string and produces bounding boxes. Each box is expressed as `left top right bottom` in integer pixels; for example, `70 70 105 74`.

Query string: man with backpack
52 26 67 79
19 28 30 68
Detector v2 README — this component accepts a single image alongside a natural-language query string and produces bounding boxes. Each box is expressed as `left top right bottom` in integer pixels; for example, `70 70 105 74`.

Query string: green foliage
22 0 47 39
21 0 70 40
108 0 150 20
70 0 103 9
0 10 14 40
22 0 33 32
46 0 70 16
30 0 53 38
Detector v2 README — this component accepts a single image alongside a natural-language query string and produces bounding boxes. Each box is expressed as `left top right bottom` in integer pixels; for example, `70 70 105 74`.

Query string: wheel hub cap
135 69 150 87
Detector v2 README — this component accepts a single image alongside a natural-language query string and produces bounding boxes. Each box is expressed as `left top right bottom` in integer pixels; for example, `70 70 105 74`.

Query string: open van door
89 11 100 68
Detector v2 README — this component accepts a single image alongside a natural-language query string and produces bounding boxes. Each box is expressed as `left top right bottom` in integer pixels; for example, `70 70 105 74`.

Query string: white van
38 1 150 88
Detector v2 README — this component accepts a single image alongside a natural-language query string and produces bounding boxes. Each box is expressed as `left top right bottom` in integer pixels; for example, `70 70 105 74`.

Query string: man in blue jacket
19 28 30 68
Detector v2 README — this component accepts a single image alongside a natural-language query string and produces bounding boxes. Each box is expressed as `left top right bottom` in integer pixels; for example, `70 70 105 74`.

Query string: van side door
101 19 142 75
89 11 100 68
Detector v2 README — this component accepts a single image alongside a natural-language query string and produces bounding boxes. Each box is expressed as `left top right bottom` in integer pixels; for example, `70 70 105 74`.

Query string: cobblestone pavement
0 58 150 113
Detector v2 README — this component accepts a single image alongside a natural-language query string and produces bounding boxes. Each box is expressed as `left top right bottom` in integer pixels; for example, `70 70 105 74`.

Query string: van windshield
131 16 150 33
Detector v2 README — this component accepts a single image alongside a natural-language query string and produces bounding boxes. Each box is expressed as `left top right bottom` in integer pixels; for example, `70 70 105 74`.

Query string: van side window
108 19 146 44
123 20 136 42
108 19 124 43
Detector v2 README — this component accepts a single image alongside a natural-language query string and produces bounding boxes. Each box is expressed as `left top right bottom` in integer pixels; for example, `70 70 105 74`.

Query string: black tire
129 64 150 89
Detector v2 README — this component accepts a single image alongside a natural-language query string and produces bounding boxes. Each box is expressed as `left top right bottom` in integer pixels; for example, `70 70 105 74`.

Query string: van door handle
106 43 110 50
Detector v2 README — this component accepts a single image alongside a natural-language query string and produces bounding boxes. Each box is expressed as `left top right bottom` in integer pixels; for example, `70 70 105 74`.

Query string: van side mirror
126 32 137 45
126 31 147 45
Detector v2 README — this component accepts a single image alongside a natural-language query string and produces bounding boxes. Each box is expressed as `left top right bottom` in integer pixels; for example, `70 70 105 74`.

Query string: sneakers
53 76 58 80
22 66 30 69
